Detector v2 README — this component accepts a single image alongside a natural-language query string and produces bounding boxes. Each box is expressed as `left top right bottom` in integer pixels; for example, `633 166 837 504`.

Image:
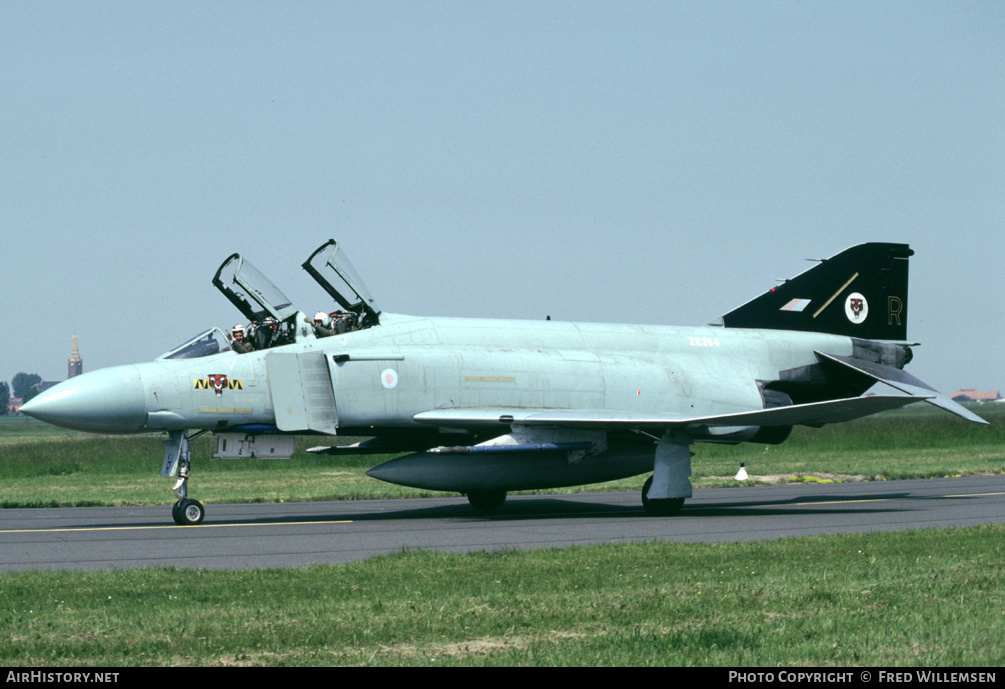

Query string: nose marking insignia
381 369 398 389
194 377 244 395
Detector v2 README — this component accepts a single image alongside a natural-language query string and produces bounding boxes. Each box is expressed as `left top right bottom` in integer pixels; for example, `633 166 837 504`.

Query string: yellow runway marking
0 520 352 535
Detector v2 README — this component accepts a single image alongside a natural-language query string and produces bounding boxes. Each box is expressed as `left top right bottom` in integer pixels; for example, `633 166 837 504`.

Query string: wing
412 394 930 432
307 394 928 455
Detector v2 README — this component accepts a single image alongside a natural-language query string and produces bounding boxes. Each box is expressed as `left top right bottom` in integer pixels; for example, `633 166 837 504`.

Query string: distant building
951 389 1001 403
18 337 84 411
68 334 83 379
7 397 22 415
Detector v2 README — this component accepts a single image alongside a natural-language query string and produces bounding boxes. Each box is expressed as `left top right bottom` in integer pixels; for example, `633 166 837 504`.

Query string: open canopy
212 253 300 324
302 239 381 326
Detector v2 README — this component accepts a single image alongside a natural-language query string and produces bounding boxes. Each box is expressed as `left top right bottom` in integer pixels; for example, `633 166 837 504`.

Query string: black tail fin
720 243 913 340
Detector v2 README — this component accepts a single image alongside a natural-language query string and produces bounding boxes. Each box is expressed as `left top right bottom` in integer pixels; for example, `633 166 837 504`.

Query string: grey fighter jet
21 240 986 525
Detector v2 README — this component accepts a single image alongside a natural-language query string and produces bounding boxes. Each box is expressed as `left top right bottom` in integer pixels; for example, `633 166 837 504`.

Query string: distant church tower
68 335 83 379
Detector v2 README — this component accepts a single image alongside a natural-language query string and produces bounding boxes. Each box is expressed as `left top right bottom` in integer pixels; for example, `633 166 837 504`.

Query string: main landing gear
641 476 685 516
163 430 207 526
466 489 507 514
641 431 693 517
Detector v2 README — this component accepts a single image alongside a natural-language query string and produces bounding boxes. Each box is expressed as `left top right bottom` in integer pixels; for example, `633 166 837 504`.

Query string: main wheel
466 490 507 513
173 498 205 525
641 476 685 517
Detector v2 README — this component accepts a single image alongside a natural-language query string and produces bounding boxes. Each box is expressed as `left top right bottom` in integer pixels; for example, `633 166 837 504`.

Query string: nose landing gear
163 430 208 526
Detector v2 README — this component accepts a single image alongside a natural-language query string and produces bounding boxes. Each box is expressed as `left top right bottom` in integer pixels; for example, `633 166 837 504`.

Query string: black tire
641 476 685 517
466 490 507 513
173 498 205 526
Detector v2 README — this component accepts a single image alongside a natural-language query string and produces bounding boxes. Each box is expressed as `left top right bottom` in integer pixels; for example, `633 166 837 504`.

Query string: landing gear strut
163 430 207 526
641 431 693 517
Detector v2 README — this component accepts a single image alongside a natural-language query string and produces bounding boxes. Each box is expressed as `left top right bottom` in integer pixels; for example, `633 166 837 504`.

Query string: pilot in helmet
311 311 336 338
231 324 255 354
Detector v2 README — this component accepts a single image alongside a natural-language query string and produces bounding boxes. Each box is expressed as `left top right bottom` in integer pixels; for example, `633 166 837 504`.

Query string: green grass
0 405 1001 508
1 406 1002 666
2 526 1002 666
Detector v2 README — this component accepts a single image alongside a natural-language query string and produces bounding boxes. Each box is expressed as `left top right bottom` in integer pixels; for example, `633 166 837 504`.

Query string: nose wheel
172 498 206 525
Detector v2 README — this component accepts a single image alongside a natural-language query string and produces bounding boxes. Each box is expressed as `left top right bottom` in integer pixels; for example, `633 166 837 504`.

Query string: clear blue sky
3 1 1002 396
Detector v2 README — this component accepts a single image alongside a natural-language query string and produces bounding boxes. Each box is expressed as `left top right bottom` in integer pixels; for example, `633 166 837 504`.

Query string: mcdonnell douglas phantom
22 240 986 525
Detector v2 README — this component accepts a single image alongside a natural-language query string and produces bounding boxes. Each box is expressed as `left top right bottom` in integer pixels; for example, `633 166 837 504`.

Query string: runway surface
2 475 1004 572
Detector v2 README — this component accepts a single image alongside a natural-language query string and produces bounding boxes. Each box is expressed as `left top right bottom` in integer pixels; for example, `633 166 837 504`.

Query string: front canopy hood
213 253 300 323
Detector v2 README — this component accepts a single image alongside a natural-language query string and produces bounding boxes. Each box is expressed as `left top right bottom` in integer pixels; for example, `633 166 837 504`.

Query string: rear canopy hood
302 239 381 326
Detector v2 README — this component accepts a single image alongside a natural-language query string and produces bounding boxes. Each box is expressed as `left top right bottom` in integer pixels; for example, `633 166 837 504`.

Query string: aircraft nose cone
20 365 146 433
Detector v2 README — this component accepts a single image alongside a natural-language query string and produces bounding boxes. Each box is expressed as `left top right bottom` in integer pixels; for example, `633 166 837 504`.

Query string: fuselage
22 311 858 440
